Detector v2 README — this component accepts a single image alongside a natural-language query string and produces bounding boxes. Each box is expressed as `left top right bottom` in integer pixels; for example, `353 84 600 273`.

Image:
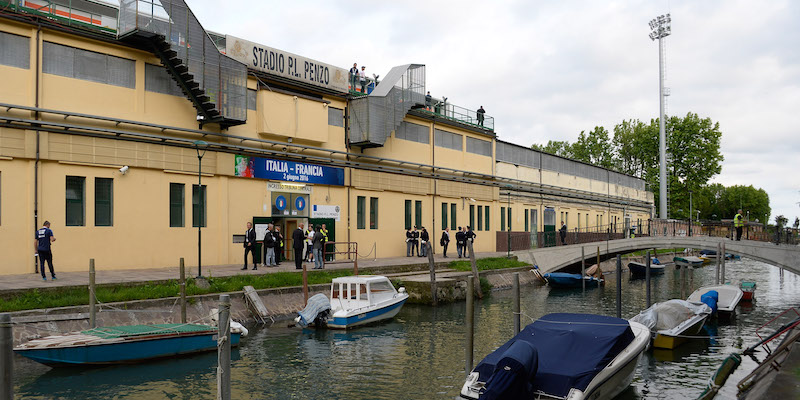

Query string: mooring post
513 272 520 335
180 258 187 323
689 264 694 292
646 251 651 308
596 246 600 271
217 294 231 400
680 264 686 299
89 258 96 329
467 240 482 298
581 247 586 293
721 242 726 284
0 313 12 400
616 255 622 319
465 275 474 376
302 264 309 306
427 242 437 306
715 243 721 285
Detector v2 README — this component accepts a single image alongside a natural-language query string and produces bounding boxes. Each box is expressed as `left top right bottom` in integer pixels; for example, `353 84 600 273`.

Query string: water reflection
13 258 800 399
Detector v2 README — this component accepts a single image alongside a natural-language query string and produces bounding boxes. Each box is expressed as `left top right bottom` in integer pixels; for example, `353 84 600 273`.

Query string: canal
12 258 800 399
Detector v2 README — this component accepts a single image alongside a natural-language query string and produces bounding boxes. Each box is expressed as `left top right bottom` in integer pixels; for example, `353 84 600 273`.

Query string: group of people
406 226 476 258
349 63 369 93
243 222 328 271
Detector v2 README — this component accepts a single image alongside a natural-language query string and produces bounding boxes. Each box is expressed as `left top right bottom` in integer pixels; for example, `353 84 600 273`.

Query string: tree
793 217 799 229
531 140 574 158
612 119 658 177
572 126 613 168
694 184 770 222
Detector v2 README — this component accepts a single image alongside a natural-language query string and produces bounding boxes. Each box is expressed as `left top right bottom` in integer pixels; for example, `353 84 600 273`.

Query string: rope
356 242 377 259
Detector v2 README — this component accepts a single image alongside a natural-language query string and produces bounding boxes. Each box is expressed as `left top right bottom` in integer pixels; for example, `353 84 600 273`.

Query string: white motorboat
687 284 744 317
295 275 408 329
460 313 650 400
630 299 712 349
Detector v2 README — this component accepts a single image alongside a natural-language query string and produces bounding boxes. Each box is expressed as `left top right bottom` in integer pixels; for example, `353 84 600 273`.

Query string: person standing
425 91 432 109
465 226 476 258
305 225 316 263
35 221 56 281
440 227 450 258
264 224 276 266
559 221 567 245
359 66 367 93
405 228 414 257
274 226 284 265
734 209 744 241
242 222 257 270
477 106 485 126
349 63 358 92
455 226 465 258
419 227 430 257
411 226 420 257
313 226 325 269
292 223 305 270
320 224 329 261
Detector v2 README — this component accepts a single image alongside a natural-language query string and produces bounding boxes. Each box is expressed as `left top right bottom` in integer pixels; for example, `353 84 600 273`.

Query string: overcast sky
190 0 799 223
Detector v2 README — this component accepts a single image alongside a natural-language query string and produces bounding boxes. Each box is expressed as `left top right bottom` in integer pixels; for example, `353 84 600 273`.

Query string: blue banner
235 155 344 186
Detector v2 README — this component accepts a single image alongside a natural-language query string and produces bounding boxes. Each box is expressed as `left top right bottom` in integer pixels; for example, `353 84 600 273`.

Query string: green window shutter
370 197 379 229
357 196 365 229
477 205 483 231
485 206 490 231
441 202 447 230
501 207 506 232
405 200 412 230
94 178 113 226
65 176 85 226
170 183 185 227
192 184 206 228
450 203 457 230
508 208 512 231
469 205 475 229
415 200 422 228
525 209 529 232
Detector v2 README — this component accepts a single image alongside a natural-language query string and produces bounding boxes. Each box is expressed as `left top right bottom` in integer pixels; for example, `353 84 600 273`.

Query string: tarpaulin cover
474 313 634 398
481 340 539 400
701 291 719 314
296 293 331 327
630 299 712 333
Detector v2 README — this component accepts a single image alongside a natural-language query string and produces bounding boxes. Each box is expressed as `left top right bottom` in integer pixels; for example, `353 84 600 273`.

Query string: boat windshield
369 281 395 295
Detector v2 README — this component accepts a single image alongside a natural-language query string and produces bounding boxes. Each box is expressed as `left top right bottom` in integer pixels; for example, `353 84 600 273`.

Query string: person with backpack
440 227 451 258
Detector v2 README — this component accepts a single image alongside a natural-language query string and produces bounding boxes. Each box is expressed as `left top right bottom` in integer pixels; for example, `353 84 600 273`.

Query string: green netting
83 324 215 339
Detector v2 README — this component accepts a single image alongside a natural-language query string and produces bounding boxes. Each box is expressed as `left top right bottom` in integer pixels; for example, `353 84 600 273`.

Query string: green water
13 258 800 399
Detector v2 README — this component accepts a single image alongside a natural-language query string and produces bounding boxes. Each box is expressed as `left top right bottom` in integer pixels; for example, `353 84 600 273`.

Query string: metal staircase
349 64 425 147
117 0 246 128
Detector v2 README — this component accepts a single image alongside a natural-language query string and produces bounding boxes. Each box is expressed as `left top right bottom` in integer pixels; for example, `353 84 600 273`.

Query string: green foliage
776 215 788 228
572 126 613 168
479 277 492 294
694 184 770 222
531 140 574 158
448 257 528 272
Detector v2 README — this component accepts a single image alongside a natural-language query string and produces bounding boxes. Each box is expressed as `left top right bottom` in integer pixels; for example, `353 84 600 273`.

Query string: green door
309 218 335 261
543 208 556 248
252 216 272 264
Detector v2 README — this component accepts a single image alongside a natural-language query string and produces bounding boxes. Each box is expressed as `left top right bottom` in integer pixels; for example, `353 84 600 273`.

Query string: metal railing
323 241 359 274
418 98 494 131
1 0 117 34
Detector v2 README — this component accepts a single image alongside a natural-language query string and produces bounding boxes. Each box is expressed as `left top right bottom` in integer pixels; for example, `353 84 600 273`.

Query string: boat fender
398 287 406 294
230 321 249 337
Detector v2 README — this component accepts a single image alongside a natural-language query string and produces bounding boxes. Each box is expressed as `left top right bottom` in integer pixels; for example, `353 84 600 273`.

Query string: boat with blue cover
687 284 743 319
460 313 650 400
543 272 602 288
14 323 245 367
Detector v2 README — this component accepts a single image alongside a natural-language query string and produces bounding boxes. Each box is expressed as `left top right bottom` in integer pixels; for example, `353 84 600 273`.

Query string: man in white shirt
359 66 367 93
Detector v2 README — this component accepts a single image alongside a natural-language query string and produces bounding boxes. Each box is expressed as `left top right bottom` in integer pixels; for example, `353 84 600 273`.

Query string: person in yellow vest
320 224 329 261
734 209 744 241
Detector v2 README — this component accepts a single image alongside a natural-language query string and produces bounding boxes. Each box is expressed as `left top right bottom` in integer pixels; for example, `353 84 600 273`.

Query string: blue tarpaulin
474 313 634 398
481 340 539 399
701 290 719 314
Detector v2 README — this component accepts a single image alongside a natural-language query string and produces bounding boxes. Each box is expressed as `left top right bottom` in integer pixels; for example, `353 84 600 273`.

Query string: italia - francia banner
235 155 345 186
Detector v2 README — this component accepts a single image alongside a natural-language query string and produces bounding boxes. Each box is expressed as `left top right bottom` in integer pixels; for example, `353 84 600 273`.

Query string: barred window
247 89 258 111
43 42 135 88
466 137 492 157
145 63 183 96
434 129 462 151
0 31 30 69
328 106 343 127
396 122 429 144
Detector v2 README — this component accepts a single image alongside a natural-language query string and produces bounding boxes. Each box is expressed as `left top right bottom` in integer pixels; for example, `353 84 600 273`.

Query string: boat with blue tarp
460 313 650 400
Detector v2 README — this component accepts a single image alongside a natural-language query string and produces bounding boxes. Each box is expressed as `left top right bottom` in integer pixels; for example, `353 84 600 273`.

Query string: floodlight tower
649 14 671 220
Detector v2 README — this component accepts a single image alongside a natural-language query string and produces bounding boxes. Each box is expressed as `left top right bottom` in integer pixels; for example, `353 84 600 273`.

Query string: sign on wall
312 205 341 221
235 155 344 186
225 35 349 93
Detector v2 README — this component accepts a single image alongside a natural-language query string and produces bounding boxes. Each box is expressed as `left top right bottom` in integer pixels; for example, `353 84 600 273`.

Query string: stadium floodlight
649 13 671 220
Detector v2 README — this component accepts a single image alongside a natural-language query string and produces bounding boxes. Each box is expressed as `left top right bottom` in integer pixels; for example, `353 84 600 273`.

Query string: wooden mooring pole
467 240 482 298
513 272 520 335
616 255 622 319
715 243 721 285
427 242 437 306
180 258 187 323
217 294 231 400
89 259 96 329
645 251 651 308
680 264 686 299
302 264 309 306
0 313 12 400
465 275 474 376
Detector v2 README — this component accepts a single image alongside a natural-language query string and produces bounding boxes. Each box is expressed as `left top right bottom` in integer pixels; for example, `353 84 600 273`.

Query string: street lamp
649 13 671 220
194 140 209 278
688 190 693 236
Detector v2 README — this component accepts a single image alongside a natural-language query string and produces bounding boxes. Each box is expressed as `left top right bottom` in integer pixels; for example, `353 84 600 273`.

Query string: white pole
658 35 667 220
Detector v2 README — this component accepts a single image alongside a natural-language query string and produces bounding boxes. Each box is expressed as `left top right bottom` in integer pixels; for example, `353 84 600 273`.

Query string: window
145 63 183 96
441 202 448 230
477 205 483 231
469 205 475 230
508 208 512 231
192 184 206 228
370 197 379 229
414 200 422 228
65 176 85 226
501 207 506 232
328 106 344 127
578 213 581 230
357 196 366 229
434 129 463 151
396 122 429 144
43 42 135 88
531 209 538 232
170 183 185 227
466 137 492 157
485 206 490 231
0 31 30 69
405 200 412 230
94 178 113 226
247 89 258 111
525 210 529 232
587 214 590 230
450 203 457 230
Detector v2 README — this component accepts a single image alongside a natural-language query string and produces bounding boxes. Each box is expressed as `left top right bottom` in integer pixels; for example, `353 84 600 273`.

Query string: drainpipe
431 121 436 254
33 24 41 274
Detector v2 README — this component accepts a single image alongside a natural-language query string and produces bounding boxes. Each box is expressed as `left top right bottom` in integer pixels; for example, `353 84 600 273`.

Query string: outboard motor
295 293 331 327
480 340 538 400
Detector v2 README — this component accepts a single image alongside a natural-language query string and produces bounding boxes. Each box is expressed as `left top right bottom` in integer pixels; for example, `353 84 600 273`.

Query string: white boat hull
688 285 744 313
326 295 408 329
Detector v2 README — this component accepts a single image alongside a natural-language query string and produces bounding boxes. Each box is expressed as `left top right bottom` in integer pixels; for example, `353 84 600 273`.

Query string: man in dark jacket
263 224 276 266
242 222 257 270
406 228 414 257
274 226 284 265
465 226 476 258
312 225 325 269
455 226 465 258
559 221 567 245
411 226 420 257
292 223 305 270
440 227 450 258
419 227 430 257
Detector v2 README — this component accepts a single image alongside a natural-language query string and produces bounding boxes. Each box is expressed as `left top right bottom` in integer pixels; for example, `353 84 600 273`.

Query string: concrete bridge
514 237 800 275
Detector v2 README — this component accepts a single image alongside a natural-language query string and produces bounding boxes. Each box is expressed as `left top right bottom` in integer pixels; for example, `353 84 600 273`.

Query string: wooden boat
460 313 650 400
688 285 744 318
543 272 602 288
630 299 712 349
14 323 245 367
740 282 756 301
628 262 665 279
674 256 705 268
296 275 408 329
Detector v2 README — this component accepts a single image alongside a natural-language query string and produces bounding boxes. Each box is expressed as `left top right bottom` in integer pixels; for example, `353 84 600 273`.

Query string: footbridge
514 237 800 275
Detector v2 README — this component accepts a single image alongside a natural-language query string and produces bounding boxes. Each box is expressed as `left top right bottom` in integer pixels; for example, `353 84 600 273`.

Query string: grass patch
448 257 528 272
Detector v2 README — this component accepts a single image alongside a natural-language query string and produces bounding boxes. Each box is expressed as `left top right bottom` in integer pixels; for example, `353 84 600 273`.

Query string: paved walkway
0 252 507 293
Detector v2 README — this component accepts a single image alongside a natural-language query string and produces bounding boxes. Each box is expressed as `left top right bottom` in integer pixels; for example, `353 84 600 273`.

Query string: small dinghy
628 262 665 279
14 322 246 367
674 256 705 269
740 282 756 301
295 275 408 329
630 299 712 349
460 313 650 400
687 285 744 319
543 272 602 289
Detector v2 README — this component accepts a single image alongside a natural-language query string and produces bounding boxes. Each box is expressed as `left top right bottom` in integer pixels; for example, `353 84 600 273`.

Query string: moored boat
687 285 744 318
14 323 245 367
543 272 602 288
630 299 712 349
460 313 650 400
740 281 756 301
674 256 705 268
628 262 665 279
